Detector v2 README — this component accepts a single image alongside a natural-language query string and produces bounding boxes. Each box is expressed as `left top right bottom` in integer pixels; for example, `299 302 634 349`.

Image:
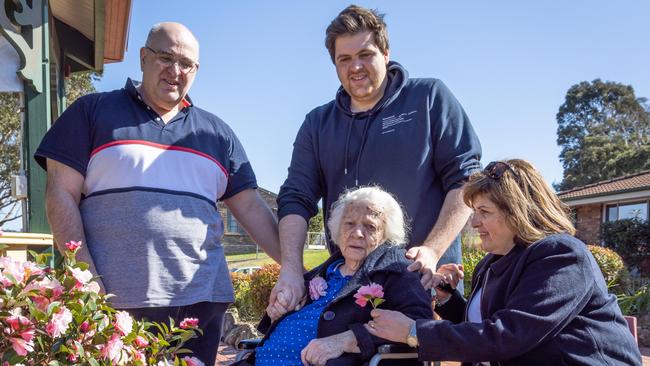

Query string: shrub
0 241 200 365
248 264 281 319
461 243 486 298
617 284 650 316
230 272 254 321
587 244 630 294
601 218 650 271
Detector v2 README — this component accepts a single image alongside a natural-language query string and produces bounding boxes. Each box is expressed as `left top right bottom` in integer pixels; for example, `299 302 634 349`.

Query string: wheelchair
234 338 440 366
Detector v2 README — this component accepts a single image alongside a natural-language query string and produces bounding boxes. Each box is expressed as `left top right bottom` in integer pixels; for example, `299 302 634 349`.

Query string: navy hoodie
278 61 482 255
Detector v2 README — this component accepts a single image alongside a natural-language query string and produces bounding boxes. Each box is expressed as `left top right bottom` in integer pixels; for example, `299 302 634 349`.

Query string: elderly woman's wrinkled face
338 202 386 263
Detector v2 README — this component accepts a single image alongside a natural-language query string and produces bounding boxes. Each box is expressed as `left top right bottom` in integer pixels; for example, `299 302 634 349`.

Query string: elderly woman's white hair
327 186 408 246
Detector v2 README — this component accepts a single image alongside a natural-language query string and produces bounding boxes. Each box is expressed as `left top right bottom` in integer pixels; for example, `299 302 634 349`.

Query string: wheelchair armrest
237 338 262 350
377 343 418 354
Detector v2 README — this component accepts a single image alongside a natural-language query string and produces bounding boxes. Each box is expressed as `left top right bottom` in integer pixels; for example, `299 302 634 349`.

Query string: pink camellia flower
84 280 101 294
20 327 35 342
114 311 134 336
25 277 65 303
65 240 82 252
22 261 44 278
309 276 328 300
9 337 34 356
100 333 124 364
70 267 93 289
132 349 146 363
179 317 199 329
31 295 50 313
182 356 205 366
79 321 90 333
67 354 78 363
6 310 31 331
354 282 385 308
1 257 25 285
46 307 73 338
134 335 149 348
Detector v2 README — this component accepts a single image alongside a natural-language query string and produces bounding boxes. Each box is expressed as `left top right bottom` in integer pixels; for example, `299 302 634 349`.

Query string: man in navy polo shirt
35 22 281 365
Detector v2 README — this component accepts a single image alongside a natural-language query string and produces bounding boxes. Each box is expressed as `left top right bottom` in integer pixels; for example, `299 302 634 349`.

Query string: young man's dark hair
325 5 389 63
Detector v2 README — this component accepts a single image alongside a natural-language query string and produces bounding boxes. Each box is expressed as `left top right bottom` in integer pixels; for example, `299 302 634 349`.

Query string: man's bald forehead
145 22 199 49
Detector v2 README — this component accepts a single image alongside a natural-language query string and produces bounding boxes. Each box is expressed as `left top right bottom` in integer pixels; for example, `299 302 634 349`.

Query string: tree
308 208 324 233
556 79 650 191
0 71 98 228
0 92 22 227
66 71 99 104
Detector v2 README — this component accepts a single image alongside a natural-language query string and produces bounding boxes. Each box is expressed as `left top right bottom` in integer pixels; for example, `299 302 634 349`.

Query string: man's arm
406 187 472 289
45 158 105 292
268 214 309 312
223 188 281 263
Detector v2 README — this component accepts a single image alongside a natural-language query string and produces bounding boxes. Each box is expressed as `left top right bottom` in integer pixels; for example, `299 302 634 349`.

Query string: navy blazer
423 234 642 365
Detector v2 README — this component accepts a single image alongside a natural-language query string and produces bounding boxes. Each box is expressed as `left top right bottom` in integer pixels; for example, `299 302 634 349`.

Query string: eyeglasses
484 161 519 180
145 46 198 74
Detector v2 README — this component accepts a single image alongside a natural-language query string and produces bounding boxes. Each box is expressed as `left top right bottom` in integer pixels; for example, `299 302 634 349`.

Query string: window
226 211 246 234
606 201 649 222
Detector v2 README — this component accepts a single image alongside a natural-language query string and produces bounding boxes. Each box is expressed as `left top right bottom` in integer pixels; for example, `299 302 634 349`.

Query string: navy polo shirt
35 79 257 308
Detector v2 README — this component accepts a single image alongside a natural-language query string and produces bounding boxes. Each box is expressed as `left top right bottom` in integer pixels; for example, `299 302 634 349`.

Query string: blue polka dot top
255 259 350 366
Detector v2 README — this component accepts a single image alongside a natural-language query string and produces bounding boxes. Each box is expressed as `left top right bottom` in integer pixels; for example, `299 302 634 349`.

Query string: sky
95 0 650 194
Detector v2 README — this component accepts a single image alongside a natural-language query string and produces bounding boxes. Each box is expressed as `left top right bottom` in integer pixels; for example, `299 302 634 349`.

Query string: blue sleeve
429 80 482 191
221 126 258 200
34 95 94 176
277 115 322 221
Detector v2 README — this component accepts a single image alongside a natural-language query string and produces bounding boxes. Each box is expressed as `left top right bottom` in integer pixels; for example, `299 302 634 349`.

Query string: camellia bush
230 272 254 321
0 238 204 366
586 244 630 295
248 264 281 319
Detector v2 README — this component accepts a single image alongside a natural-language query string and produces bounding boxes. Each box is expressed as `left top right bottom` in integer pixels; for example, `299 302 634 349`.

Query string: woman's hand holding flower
365 309 414 344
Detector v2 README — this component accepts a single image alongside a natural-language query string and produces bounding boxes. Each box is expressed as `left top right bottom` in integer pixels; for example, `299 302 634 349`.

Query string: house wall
574 203 602 244
218 188 278 255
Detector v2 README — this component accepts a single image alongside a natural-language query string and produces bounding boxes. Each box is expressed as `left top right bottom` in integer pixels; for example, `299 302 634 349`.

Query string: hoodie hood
335 61 409 117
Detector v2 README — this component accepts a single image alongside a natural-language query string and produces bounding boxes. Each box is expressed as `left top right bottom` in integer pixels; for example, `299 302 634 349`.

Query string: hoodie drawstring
354 115 372 186
343 114 355 176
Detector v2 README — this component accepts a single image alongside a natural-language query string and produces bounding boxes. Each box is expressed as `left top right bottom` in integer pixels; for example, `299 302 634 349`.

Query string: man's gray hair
327 186 408 246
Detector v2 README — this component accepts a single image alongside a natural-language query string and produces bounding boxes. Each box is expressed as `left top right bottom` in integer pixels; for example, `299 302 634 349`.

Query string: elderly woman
234 186 432 366
367 159 642 365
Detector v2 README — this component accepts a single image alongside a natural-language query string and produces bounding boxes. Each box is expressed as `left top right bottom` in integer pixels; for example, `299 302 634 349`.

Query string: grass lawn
226 249 329 270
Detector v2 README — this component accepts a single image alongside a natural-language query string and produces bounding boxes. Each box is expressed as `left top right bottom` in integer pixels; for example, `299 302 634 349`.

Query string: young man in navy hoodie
271 5 482 312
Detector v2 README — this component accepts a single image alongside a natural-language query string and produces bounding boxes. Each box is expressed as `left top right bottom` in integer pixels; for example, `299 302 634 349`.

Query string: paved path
216 343 650 365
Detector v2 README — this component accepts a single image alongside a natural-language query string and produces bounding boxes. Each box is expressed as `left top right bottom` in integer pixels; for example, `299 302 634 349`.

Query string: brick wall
218 187 278 254
574 203 602 245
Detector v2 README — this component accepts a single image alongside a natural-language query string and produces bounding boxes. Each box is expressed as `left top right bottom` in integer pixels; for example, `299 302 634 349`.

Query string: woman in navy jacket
367 159 642 365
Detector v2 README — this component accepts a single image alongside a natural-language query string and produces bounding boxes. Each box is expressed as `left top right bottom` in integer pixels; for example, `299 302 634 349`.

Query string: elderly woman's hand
300 330 359 366
434 263 464 289
431 263 464 304
266 292 307 322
